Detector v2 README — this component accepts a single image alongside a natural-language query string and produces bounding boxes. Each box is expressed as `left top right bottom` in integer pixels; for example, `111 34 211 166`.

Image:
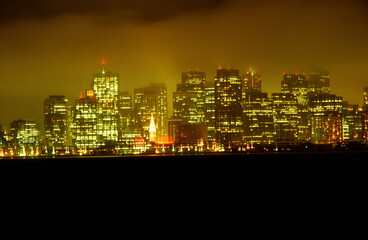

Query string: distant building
342 104 363 141
205 81 216 143
10 120 40 156
215 68 243 147
282 73 308 106
44 95 70 152
242 91 273 144
118 91 133 130
271 93 300 142
364 87 368 110
134 83 168 140
93 66 119 146
309 94 343 144
73 90 98 152
243 70 261 95
173 70 206 124
306 72 330 96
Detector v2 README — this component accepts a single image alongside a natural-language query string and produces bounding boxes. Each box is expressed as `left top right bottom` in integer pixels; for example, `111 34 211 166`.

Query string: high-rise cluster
1 65 367 156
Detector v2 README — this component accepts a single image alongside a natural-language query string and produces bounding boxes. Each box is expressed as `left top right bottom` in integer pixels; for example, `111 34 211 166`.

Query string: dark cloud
0 0 231 24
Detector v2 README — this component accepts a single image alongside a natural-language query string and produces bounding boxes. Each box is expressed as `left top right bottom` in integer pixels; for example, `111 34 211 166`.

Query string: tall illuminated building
364 87 368 110
134 83 168 140
118 91 133 131
205 81 216 142
44 95 70 152
10 120 40 156
214 68 243 147
306 72 330 96
242 91 273 144
92 66 119 146
243 70 261 95
342 104 363 141
309 94 343 144
281 73 329 140
271 93 300 142
73 90 98 152
363 87 368 141
173 70 206 124
282 73 308 106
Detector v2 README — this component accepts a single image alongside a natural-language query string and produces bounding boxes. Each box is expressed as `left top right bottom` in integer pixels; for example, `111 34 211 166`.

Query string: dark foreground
1 151 367 197
1 150 367 162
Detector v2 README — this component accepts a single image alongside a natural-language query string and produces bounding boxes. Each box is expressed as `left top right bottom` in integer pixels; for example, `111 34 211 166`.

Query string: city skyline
1 0 368 128
1 66 368 156
0 64 367 129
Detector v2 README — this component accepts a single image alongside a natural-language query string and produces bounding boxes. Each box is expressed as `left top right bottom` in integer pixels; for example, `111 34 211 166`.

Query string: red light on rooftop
79 91 83 99
101 58 106 65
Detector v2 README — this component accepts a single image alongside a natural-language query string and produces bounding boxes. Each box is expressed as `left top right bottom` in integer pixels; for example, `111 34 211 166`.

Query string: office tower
205 81 216 143
364 87 368 110
134 83 168 140
93 66 119 146
44 95 70 152
342 104 363 141
242 91 273 144
73 90 98 152
306 72 330 96
215 68 243 147
363 111 368 141
309 94 343 144
10 120 40 156
282 73 308 106
243 70 261 96
281 73 320 141
271 93 300 142
0 124 3 146
117 91 133 131
173 70 206 124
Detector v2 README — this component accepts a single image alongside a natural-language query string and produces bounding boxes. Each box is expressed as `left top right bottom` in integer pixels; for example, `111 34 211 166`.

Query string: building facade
214 68 243 147
73 90 98 152
242 91 274 144
309 94 343 144
10 120 40 156
44 95 70 152
93 67 119 146
134 83 168 140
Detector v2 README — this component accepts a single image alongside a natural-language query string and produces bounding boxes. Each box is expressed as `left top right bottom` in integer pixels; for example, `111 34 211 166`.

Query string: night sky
1 0 367 129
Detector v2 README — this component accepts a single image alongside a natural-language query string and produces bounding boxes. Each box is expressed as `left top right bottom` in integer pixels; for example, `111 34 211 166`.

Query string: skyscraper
242 91 273 144
342 104 363 141
271 93 300 142
44 95 70 152
10 119 40 156
309 94 343 144
117 91 133 132
282 73 308 106
306 72 330 96
214 68 243 147
364 87 368 110
243 70 261 96
173 70 206 124
205 81 216 143
73 90 98 152
134 83 168 140
92 66 119 146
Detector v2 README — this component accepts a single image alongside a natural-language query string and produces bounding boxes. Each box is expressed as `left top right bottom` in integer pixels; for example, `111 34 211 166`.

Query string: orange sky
0 0 367 128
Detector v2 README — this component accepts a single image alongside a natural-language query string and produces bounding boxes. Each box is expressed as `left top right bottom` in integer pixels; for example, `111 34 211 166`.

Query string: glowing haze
0 0 367 128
